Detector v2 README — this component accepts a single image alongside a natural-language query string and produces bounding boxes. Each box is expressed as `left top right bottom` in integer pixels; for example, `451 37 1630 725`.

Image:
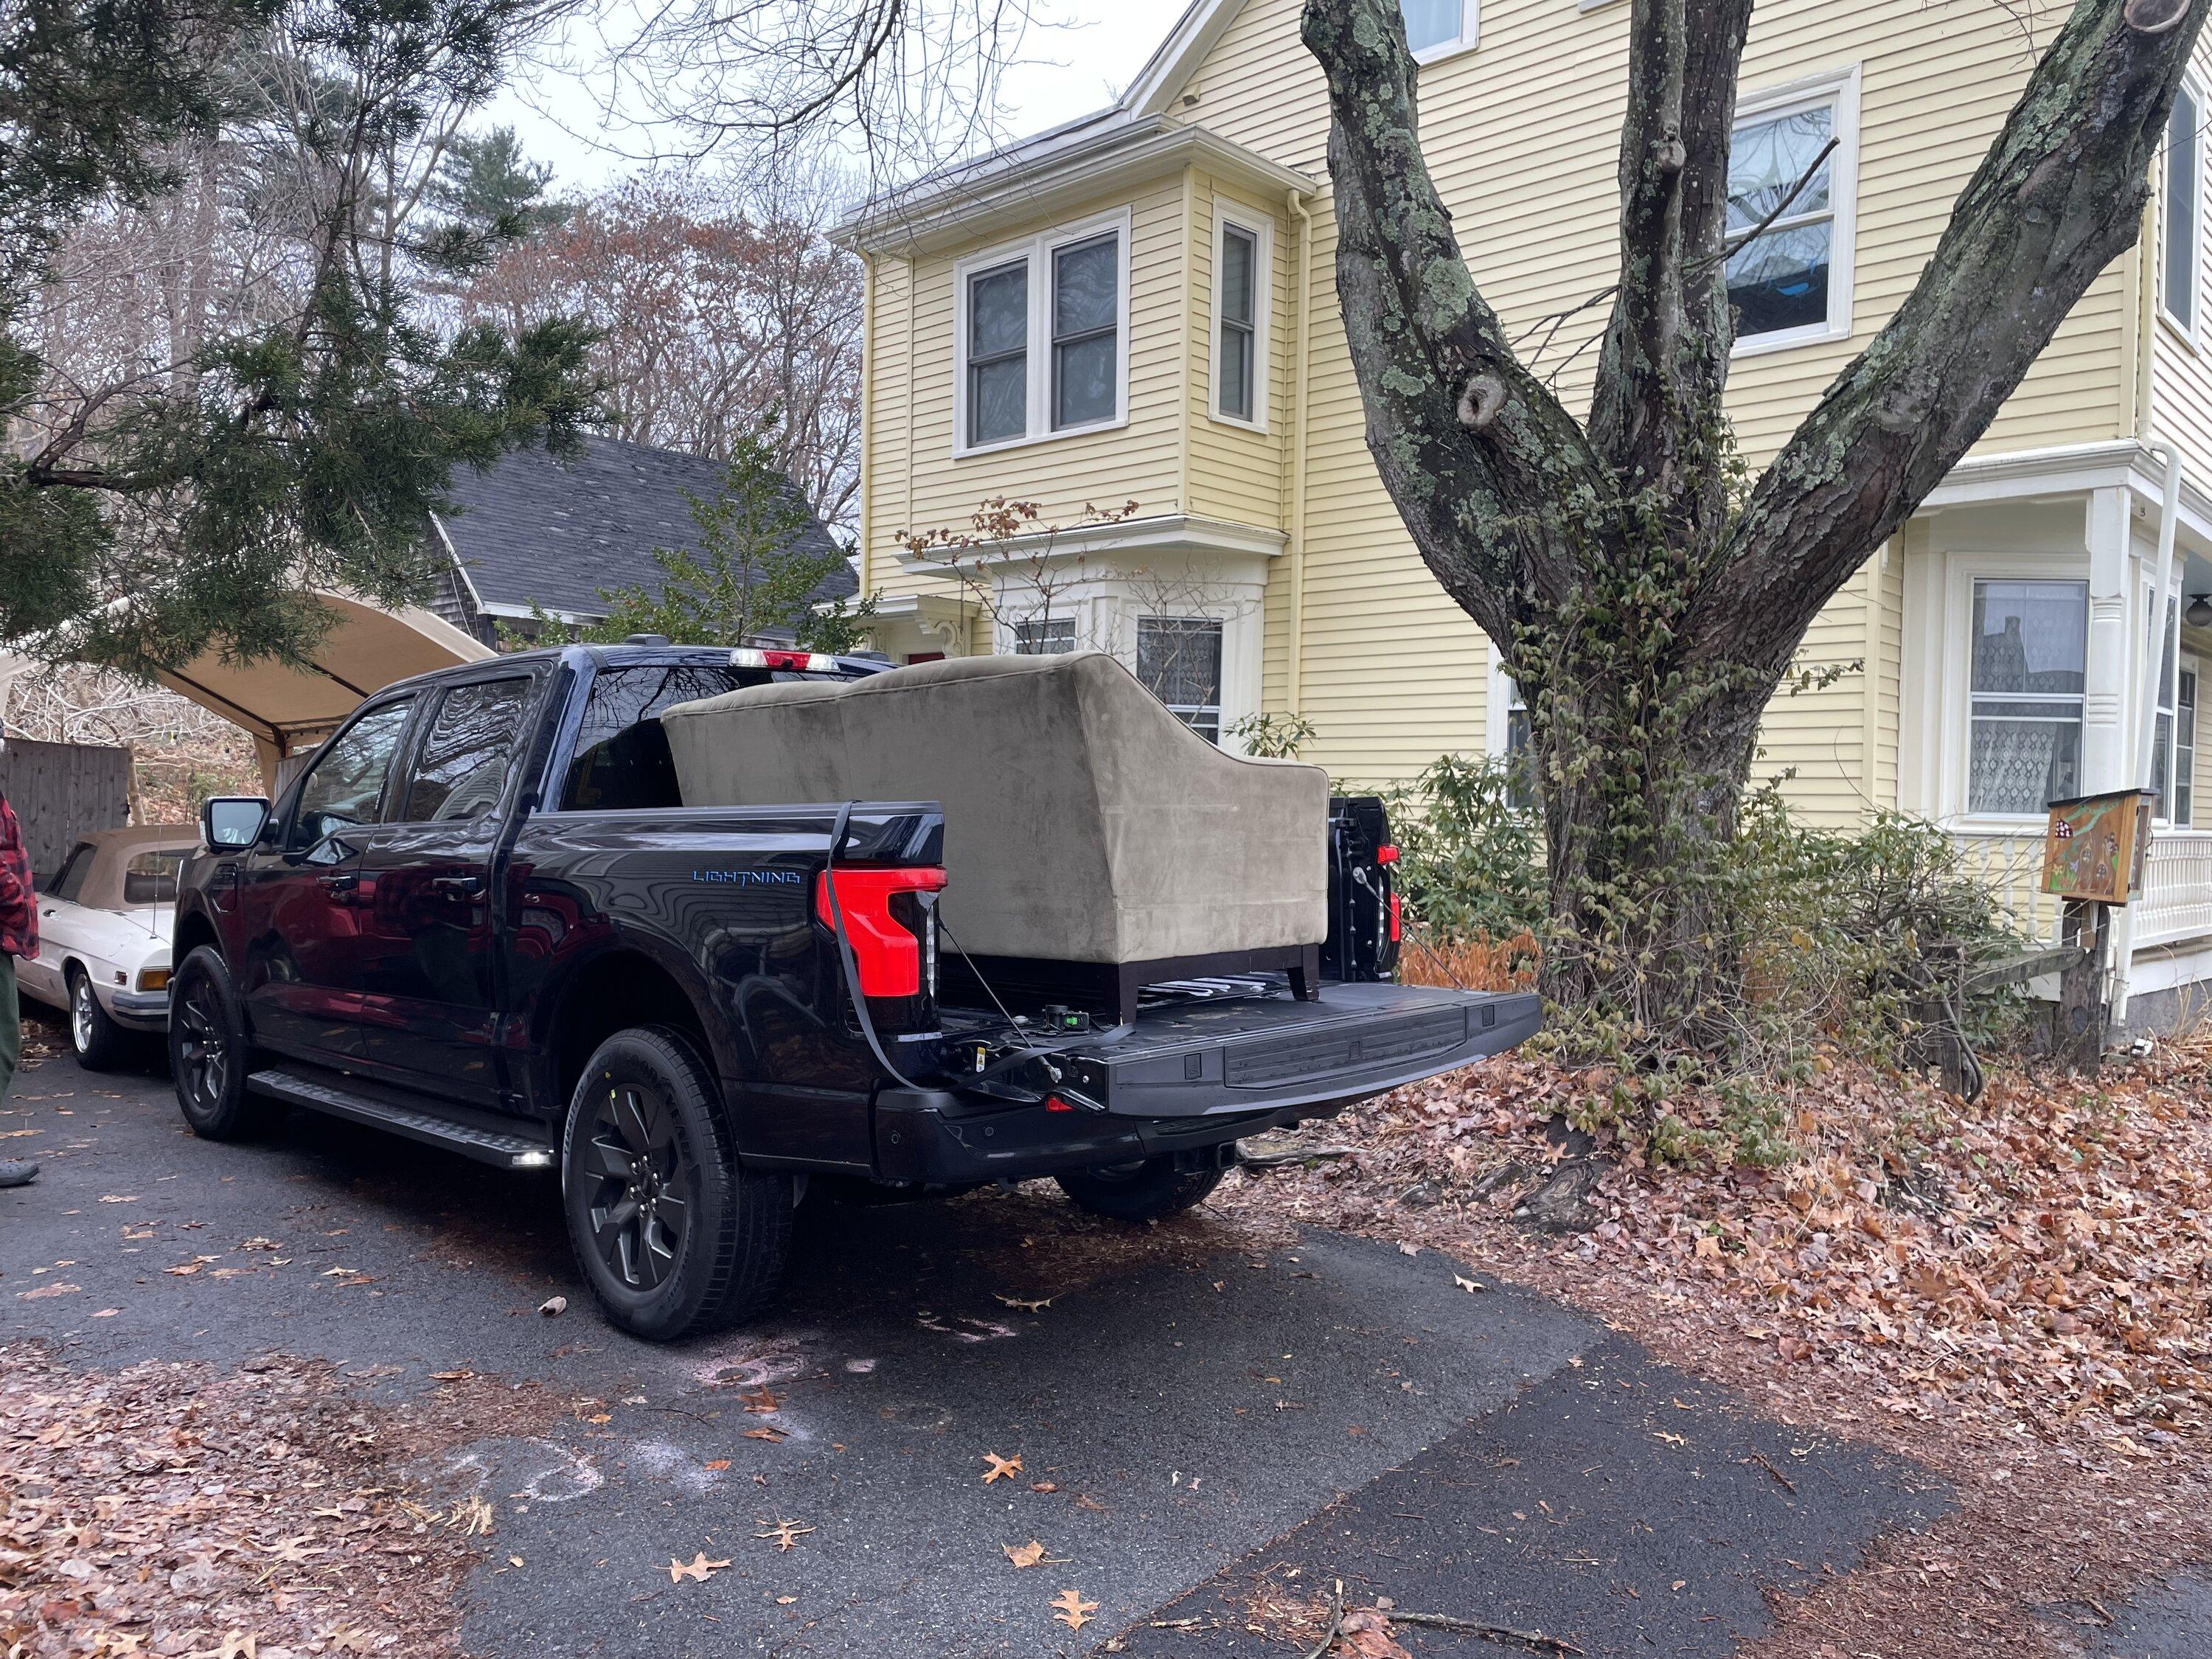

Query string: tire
168 946 276 1141
560 1026 792 1342
66 967 133 1072
1056 1156 1225 1222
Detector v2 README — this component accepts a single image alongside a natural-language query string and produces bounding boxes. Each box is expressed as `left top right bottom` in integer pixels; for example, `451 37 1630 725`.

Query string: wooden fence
0 736 133 884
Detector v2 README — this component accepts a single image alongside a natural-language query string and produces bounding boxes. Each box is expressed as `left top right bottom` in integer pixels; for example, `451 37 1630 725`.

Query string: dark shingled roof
432 433 855 619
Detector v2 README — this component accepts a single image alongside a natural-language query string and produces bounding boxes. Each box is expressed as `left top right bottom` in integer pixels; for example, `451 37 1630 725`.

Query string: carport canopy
154 594 493 787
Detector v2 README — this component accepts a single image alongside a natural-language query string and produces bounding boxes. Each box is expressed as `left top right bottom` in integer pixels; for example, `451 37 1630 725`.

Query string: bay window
1967 578 2087 817
955 211 1128 454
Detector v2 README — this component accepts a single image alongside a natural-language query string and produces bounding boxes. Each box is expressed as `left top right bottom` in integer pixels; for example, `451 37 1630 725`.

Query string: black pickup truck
170 641 1538 1340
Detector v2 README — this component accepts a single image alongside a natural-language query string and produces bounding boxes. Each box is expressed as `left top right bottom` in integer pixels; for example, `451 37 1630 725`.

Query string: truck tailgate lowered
1054 981 1539 1119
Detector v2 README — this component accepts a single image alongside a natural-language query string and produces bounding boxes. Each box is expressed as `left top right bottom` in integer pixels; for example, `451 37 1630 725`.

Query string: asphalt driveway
2 1032 1950 1657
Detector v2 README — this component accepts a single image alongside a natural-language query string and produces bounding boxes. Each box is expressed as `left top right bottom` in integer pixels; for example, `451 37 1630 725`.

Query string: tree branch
1703 0 2210 675
1300 0 1608 633
1586 0 1753 533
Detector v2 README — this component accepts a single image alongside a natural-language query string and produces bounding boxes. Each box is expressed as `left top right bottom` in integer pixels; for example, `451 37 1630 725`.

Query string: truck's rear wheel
1056 1156 1225 1222
561 1026 792 1341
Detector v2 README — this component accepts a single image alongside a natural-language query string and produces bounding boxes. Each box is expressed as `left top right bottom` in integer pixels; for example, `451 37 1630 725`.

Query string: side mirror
202 796 271 851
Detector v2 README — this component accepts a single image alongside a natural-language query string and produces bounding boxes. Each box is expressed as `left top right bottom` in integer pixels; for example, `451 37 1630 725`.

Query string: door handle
432 874 485 900
318 871 361 898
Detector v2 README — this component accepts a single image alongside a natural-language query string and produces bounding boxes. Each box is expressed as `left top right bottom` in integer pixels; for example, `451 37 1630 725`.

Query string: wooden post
2056 897 2107 1074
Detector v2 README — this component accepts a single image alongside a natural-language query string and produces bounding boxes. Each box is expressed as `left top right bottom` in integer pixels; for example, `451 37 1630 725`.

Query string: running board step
247 1068 557 1169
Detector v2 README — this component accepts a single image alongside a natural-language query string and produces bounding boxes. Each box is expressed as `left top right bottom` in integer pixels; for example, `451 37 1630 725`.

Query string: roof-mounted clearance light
731 647 838 672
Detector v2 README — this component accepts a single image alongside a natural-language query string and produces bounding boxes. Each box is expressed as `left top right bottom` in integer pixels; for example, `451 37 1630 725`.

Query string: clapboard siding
861 0 2160 817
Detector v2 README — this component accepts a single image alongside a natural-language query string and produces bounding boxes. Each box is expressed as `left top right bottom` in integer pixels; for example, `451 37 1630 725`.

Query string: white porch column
2083 487 2135 793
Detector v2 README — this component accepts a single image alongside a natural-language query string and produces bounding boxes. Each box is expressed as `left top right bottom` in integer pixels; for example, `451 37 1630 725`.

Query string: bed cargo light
731 647 838 672
815 867 948 998
1376 844 1399 865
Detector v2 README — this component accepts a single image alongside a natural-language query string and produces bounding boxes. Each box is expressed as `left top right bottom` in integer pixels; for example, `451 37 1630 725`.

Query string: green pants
0 954 18 1106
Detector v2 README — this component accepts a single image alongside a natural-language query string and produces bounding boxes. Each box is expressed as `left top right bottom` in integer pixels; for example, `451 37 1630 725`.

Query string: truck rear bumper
872 1088 1302 1185
877 982 1540 1184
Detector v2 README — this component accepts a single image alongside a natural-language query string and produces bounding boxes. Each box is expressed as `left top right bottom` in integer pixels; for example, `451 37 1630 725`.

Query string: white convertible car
18 827 199 1069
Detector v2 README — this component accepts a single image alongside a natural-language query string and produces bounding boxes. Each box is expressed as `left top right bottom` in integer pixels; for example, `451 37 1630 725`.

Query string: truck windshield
563 662 844 811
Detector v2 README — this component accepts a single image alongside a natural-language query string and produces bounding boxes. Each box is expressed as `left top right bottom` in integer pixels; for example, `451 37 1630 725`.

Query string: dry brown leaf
981 1450 1023 1483
1002 1540 1046 1568
1051 1588 1097 1630
754 1519 813 1551
665 1551 731 1583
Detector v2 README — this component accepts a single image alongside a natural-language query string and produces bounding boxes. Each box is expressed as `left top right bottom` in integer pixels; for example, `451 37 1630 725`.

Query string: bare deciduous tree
456 170 863 528
1301 0 2207 1029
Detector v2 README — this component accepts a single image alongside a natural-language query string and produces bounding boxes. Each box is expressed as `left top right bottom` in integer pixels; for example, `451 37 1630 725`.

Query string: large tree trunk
1302 0 2206 1037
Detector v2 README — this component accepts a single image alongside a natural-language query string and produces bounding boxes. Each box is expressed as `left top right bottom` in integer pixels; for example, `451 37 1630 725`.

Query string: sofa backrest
659 650 1329 965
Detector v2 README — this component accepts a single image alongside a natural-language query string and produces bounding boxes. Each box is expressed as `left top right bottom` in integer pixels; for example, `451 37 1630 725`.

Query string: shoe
0 1158 38 1188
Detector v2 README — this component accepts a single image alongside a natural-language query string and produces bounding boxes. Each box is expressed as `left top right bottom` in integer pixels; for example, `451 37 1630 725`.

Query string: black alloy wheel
582 1079 693 1293
168 946 274 1140
560 1026 793 1341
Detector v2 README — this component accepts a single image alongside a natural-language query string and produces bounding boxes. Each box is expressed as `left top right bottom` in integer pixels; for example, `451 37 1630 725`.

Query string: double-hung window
1967 579 2087 817
1137 616 1225 744
1399 0 1475 60
1212 213 1268 427
956 212 1128 453
965 261 1029 447
2148 593 2197 825
2165 79 2202 338
2177 663 2199 827
1728 72 1858 351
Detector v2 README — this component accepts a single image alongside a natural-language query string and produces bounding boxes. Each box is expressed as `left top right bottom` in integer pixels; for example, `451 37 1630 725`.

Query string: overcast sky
485 0 1193 195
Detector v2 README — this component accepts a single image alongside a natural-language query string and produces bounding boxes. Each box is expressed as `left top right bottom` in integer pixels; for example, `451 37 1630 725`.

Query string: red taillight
816 867 948 997
1388 891 1402 943
1375 844 1399 866
1044 1096 1076 1113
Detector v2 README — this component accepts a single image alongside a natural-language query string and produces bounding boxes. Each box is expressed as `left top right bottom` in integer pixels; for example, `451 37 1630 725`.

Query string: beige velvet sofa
660 651 1329 984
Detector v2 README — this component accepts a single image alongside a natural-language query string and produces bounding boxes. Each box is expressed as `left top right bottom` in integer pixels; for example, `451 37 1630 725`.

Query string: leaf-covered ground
0 1352 557 1658
1213 1041 2212 1657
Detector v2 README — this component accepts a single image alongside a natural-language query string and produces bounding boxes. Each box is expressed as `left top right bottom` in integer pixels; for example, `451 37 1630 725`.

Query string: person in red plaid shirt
0 716 40 1187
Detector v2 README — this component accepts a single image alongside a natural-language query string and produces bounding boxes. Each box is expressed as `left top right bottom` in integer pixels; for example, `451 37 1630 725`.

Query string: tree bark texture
1303 0 2208 1021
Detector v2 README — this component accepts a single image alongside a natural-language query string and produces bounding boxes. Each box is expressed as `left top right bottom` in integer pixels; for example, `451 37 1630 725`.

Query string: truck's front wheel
1056 1156 1225 1222
561 1027 792 1341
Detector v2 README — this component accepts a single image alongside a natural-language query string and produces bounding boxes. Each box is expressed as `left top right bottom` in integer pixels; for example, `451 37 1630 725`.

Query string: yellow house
842 0 2212 1025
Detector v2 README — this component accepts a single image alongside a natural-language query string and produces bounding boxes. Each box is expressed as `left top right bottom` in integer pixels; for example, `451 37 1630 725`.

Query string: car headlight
136 967 171 993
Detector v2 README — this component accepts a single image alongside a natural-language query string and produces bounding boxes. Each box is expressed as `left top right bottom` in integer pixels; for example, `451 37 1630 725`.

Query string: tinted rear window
563 664 845 811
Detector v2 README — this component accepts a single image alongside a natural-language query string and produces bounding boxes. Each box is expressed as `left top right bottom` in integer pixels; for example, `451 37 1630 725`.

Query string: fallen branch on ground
1385 1610 1584 1655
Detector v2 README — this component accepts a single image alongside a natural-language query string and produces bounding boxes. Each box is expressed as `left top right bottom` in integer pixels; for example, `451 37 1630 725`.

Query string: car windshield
123 849 190 905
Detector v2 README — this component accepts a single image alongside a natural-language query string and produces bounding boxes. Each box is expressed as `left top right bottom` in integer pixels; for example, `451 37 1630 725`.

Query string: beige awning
154 594 493 784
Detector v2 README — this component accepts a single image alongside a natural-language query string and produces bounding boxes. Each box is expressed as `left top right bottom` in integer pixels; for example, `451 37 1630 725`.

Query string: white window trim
1208 204 1272 432
952 206 1133 459
2160 73 2205 349
2143 577 2188 824
1729 66 1861 360
1941 550 2090 829
1136 613 1228 742
1406 0 1478 65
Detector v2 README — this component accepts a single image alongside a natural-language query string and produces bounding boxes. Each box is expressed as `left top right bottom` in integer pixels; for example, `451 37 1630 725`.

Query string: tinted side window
403 678 531 822
289 700 414 852
47 843 95 901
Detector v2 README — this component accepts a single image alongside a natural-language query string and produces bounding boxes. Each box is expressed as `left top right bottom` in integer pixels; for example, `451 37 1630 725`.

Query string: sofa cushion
659 650 1329 965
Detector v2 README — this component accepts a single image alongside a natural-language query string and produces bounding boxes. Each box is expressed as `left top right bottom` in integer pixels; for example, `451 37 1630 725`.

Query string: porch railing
2135 830 2212 949
1947 826 2212 954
